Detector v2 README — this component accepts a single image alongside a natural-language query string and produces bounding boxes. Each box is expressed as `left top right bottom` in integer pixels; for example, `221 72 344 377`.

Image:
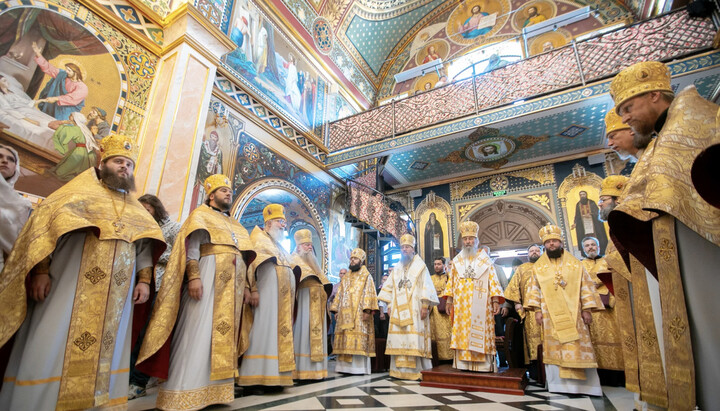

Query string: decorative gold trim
211 86 334 175
76 0 162 55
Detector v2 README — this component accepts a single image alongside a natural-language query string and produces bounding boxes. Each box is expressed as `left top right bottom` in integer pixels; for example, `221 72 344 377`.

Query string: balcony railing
326 9 717 153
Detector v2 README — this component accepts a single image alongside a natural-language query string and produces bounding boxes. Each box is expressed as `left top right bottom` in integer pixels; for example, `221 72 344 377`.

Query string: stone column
134 5 234 220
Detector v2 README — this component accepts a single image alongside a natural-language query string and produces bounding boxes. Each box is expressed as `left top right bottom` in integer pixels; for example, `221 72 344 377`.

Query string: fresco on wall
225 0 326 135
528 30 571 56
0 5 154 197
379 0 631 100
192 99 333 218
328 191 360 281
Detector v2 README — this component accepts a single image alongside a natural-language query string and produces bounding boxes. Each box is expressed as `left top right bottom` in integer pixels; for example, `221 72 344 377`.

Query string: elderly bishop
291 229 332 380
378 234 438 380
444 221 504 372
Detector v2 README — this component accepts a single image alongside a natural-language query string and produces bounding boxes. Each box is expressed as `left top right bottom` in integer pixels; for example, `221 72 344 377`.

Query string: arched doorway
462 199 551 252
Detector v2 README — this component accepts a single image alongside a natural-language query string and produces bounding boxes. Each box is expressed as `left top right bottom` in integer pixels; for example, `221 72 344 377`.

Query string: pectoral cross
231 232 238 247
465 265 476 279
553 273 567 290
113 220 124 233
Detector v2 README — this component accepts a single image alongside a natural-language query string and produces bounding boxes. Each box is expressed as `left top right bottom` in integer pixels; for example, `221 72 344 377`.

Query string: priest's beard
585 250 599 259
579 197 588 205
599 201 616 222
267 225 285 243
400 254 413 266
100 167 135 192
633 131 653 150
298 248 322 274
349 262 362 271
529 254 540 263
212 197 231 211
546 247 564 259
461 246 477 259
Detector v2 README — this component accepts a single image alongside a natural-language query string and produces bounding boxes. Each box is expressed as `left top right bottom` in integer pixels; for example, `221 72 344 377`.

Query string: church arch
231 178 329 275
462 198 553 251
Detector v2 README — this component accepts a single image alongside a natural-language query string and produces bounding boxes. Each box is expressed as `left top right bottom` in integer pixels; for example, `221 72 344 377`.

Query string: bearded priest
378 234 438 380
444 221 504 372
237 204 300 391
525 223 604 396
329 248 379 375
137 174 255 410
291 229 332 380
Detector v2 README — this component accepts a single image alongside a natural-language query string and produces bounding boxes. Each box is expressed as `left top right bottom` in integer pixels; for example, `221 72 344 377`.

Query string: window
448 38 524 82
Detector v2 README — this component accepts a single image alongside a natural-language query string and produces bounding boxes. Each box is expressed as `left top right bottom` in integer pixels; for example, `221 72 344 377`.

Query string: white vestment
0 232 152 411
378 255 439 380
157 230 245 410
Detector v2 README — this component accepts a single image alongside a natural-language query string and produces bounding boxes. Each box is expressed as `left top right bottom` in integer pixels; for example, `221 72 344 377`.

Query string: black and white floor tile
129 362 635 410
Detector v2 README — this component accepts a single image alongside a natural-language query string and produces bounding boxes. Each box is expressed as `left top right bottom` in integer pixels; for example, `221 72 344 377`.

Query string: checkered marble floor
128 362 635 410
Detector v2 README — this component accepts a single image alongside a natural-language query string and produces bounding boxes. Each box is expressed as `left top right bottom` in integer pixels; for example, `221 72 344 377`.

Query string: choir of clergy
0 59 718 410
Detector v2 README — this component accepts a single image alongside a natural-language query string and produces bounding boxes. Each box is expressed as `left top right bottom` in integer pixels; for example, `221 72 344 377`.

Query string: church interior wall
194 95 338 275
0 0 160 199
404 154 635 263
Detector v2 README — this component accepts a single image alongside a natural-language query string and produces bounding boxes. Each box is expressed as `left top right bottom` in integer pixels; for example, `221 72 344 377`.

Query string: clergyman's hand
363 311 371 321
535 311 543 326
447 303 453 318
249 290 260 307
501 307 509 317
582 310 592 325
421 307 429 320
188 278 203 300
514 303 523 313
243 287 251 303
30 274 51 302
133 282 150 304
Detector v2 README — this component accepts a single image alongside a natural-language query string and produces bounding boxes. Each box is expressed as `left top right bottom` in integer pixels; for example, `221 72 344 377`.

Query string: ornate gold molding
211 87 338 182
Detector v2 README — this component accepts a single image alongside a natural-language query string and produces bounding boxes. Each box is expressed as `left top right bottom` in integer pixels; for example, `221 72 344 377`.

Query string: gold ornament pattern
85 267 107 285
74 331 97 352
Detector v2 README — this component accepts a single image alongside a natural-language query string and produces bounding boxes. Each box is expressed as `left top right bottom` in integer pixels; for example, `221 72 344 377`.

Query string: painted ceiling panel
345 0 445 75
385 98 612 186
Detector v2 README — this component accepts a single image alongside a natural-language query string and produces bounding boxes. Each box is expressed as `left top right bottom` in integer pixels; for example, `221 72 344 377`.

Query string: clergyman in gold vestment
378 234 439 380
0 135 165 411
137 174 254 410
608 61 720 409
291 229 332 380
237 204 300 389
429 256 452 363
525 224 603 396
329 248 378 375
503 244 543 366
444 221 504 372
580 237 625 381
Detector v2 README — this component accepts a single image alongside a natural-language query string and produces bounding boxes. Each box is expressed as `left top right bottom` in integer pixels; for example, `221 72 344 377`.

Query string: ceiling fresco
380 66 720 188
273 0 634 104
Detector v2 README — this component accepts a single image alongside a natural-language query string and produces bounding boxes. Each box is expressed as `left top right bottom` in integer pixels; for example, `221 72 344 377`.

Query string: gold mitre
539 223 562 243
604 109 630 134
351 248 366 262
294 229 312 244
600 175 629 198
203 174 231 195
399 233 416 247
459 221 479 238
610 61 672 113
101 134 138 163
263 204 285 222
